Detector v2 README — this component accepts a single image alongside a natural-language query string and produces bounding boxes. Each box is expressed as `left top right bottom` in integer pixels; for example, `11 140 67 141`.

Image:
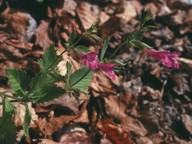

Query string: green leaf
139 9 153 25
74 45 90 54
23 104 31 136
86 24 98 33
70 67 93 93
130 40 152 49
30 72 57 91
31 85 64 103
126 30 144 42
68 29 77 44
89 34 101 41
99 37 110 60
38 44 58 71
0 98 16 143
6 69 30 97
2 98 14 121
143 25 158 32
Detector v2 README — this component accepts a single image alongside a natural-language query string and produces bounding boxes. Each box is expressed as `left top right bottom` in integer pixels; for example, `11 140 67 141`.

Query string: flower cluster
144 49 181 69
80 52 117 80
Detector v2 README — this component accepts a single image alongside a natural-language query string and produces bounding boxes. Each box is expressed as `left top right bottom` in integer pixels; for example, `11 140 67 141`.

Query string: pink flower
97 63 117 80
145 49 181 69
79 52 98 70
80 52 118 80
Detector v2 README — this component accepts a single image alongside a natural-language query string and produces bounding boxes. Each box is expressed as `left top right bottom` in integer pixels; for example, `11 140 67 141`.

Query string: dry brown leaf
32 139 59 144
181 114 192 135
14 102 38 127
99 11 110 25
1 8 36 41
59 127 90 144
144 3 158 16
73 100 89 124
116 1 137 23
76 2 99 30
121 116 148 137
100 17 122 38
39 115 76 136
42 93 87 114
35 20 53 48
90 71 120 96
5 39 33 50
59 0 77 16
97 118 132 144
104 96 126 120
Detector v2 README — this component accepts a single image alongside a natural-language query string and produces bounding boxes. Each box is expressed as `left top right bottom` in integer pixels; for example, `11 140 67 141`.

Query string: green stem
110 41 128 58
72 33 85 47
0 92 21 101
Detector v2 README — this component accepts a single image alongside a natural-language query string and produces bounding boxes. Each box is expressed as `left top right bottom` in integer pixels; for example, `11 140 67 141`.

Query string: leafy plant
0 9 180 142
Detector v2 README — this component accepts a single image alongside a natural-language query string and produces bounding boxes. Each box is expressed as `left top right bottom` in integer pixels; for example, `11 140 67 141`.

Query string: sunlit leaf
6 69 30 97
74 45 90 54
89 34 101 41
100 37 110 61
130 40 152 49
38 44 58 71
70 67 93 93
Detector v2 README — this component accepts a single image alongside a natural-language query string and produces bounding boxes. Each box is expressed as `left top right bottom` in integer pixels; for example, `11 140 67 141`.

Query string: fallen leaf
14 102 38 127
97 118 132 144
116 1 137 23
104 96 126 120
39 115 76 136
32 138 59 144
76 1 99 30
35 20 53 48
1 8 36 41
59 127 90 144
181 114 192 135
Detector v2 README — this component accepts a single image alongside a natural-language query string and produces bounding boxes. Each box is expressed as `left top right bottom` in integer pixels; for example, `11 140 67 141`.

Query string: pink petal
145 49 181 69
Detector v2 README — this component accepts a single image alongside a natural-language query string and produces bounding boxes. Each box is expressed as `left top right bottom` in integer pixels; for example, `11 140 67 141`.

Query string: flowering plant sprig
0 9 181 143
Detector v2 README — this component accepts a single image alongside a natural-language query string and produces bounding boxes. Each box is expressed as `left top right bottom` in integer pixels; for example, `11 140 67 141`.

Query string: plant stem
110 41 128 59
72 33 85 47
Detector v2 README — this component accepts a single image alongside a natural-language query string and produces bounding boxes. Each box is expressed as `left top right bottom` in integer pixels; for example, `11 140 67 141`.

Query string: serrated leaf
38 45 58 71
89 34 101 41
30 72 57 92
70 67 93 93
31 85 64 103
143 25 158 32
0 98 16 143
74 45 90 54
130 40 152 49
68 29 77 44
100 37 110 61
23 104 31 136
6 69 30 97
